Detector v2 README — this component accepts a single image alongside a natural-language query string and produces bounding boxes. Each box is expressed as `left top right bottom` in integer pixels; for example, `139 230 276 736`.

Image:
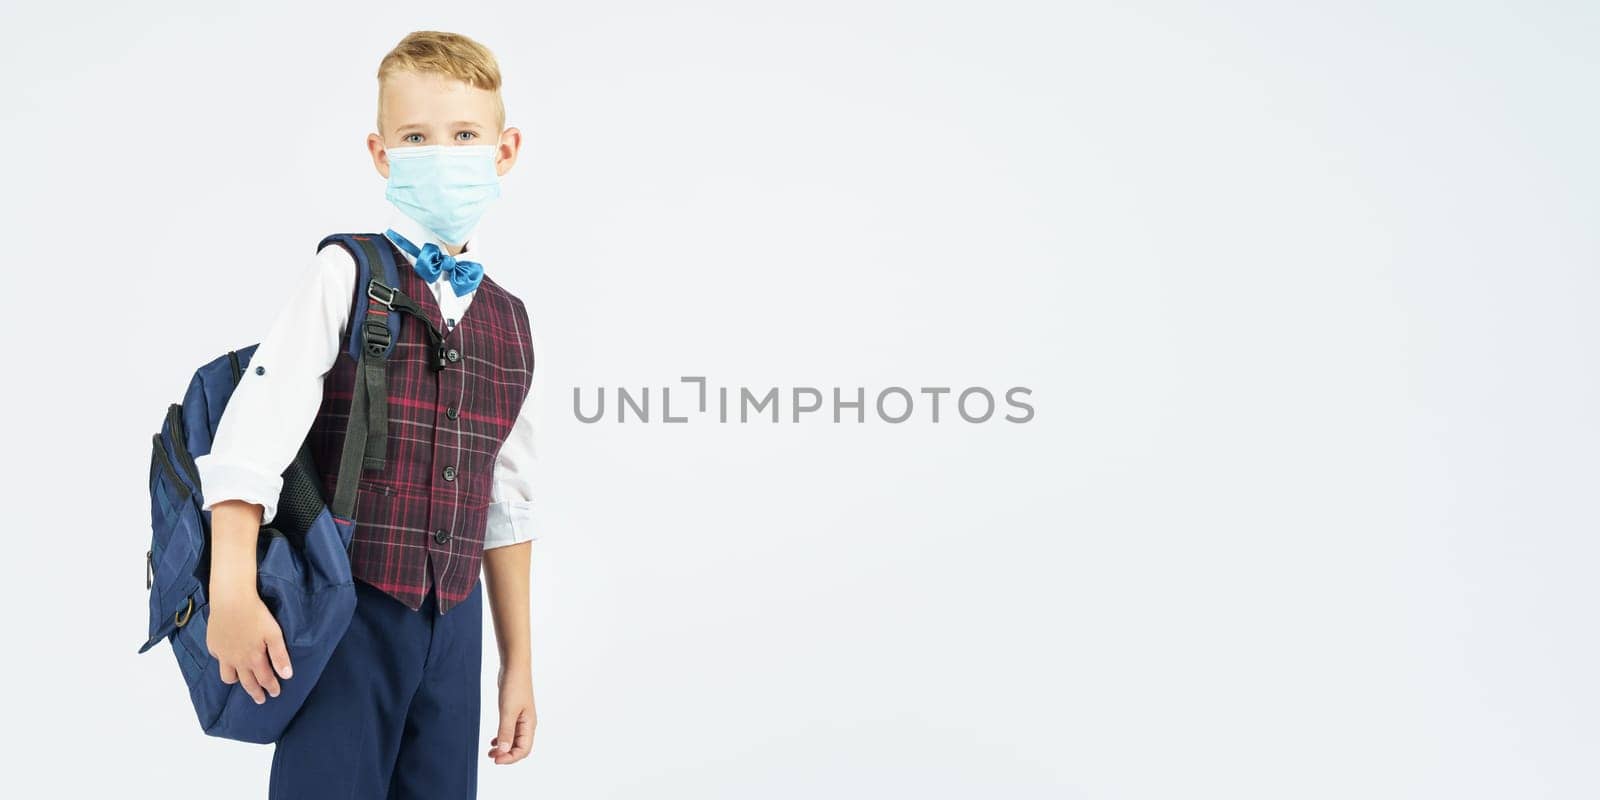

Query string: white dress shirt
194 207 537 549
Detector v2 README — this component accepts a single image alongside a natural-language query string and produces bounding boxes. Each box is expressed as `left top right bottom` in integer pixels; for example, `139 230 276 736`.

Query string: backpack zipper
146 549 154 589
165 403 202 489
151 433 190 502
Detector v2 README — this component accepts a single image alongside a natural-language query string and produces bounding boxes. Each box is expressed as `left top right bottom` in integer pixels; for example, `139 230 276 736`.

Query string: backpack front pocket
142 507 203 653
141 423 206 653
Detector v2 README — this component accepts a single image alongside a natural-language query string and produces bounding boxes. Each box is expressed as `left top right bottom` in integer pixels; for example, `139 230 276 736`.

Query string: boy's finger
511 715 534 757
251 653 281 697
495 719 517 755
237 669 267 704
266 633 295 680
219 662 239 685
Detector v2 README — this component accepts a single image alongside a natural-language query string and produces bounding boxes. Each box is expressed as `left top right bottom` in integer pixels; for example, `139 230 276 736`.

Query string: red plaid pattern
306 236 534 614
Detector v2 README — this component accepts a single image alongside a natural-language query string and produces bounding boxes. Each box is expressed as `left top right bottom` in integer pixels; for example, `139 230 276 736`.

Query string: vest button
445 406 459 420
443 465 457 481
433 528 451 544
446 348 461 363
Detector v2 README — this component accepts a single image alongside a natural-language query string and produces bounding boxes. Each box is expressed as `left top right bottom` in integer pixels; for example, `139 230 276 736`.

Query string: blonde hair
376 31 505 134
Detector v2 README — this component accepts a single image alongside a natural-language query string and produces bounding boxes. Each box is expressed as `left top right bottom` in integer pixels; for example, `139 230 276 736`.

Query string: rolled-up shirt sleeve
483 387 537 549
194 244 355 524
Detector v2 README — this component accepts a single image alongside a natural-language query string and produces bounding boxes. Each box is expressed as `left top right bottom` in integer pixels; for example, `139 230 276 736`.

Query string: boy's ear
367 132 391 179
494 128 524 176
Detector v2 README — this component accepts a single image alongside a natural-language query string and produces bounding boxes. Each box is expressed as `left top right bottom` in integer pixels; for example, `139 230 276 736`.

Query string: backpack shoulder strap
316 233 404 362
315 232 405 523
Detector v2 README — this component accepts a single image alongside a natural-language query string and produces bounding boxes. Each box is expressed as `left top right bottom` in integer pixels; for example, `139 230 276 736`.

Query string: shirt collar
384 204 485 269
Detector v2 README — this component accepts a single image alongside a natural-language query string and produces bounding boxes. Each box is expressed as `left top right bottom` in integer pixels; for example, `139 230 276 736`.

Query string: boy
192 31 537 798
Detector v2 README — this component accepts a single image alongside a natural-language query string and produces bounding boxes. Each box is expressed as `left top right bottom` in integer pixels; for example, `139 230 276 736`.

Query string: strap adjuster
363 278 398 357
363 319 392 356
367 278 397 308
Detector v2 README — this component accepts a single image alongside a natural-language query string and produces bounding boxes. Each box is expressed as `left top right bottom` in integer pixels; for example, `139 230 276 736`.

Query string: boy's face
368 69 520 179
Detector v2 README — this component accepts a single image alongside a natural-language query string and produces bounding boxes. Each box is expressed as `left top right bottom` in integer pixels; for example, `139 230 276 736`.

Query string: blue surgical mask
384 144 502 245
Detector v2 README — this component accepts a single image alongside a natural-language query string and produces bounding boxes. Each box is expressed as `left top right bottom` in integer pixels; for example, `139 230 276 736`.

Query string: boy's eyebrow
395 120 486 132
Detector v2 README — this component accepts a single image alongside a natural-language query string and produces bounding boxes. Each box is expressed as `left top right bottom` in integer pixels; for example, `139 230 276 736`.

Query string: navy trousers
269 576 483 799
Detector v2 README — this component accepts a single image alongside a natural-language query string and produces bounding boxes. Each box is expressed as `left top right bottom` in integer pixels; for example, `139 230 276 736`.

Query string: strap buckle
363 318 392 356
366 278 397 308
363 279 398 357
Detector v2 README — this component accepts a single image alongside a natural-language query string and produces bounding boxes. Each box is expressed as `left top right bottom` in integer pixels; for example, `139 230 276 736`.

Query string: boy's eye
403 133 423 144
456 131 478 142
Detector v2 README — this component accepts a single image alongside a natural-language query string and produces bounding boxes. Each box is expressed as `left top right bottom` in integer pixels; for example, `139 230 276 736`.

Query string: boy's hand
489 664 536 764
205 499 292 704
206 586 294 704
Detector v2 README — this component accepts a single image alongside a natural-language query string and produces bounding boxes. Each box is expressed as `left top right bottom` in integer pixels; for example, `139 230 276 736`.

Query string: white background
2 1 1596 797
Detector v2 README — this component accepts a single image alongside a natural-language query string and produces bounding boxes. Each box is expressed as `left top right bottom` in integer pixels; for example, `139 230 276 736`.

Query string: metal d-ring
174 596 195 628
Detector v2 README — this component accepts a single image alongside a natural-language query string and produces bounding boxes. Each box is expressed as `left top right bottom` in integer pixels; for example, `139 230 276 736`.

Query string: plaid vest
306 237 534 614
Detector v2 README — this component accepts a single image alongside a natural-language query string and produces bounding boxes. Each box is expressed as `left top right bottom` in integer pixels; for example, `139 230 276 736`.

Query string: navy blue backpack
140 233 445 744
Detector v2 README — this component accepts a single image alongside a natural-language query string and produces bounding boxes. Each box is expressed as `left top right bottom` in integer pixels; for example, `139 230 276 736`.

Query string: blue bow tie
384 228 484 297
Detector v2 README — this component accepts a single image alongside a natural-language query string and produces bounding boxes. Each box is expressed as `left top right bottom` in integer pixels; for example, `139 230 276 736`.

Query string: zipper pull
146 549 154 590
